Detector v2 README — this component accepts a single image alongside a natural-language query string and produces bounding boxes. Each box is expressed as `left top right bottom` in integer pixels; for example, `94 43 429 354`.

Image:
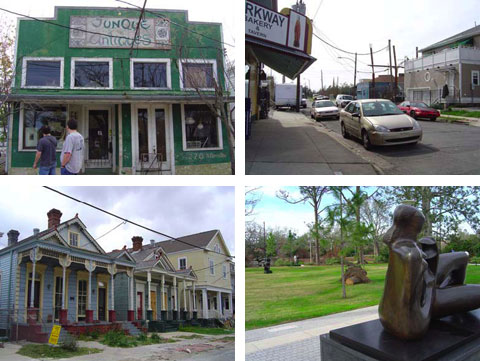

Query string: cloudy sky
0 0 235 59
268 0 480 90
0 186 235 255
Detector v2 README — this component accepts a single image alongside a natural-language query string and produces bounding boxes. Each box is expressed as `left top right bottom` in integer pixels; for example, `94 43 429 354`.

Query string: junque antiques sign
69 16 171 49
245 1 288 46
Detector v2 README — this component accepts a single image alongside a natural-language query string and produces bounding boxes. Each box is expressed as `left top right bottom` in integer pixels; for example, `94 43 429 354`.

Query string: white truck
275 83 298 110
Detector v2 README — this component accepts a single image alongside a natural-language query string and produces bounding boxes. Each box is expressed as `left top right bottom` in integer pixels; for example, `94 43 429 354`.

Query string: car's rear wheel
362 130 372 150
432 117 437 122
341 122 349 139
410 110 417 119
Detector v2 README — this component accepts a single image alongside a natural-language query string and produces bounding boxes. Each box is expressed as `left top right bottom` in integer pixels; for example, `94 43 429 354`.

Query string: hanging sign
69 16 171 49
287 10 307 52
245 1 288 46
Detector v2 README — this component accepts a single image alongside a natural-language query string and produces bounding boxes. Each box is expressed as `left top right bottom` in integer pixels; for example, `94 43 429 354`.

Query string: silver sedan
310 100 340 121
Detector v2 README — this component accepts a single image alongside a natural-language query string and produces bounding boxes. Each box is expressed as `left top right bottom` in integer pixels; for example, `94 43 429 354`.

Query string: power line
116 0 235 48
0 7 224 51
313 32 388 56
43 186 234 258
96 221 127 240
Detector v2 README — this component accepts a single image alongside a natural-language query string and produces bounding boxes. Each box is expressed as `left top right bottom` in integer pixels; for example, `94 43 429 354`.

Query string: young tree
361 197 390 257
245 186 262 217
277 187 330 265
281 230 297 263
0 16 14 144
265 232 277 259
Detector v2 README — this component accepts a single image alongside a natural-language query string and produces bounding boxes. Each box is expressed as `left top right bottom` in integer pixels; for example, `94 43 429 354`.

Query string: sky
0 186 235 255
268 0 480 90
0 0 235 59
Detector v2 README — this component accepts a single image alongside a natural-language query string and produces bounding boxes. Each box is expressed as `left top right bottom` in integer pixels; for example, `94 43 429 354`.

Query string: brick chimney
47 209 63 229
7 230 20 246
132 236 143 251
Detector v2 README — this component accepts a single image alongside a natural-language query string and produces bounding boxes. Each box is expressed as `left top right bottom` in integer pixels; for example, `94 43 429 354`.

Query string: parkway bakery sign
245 0 309 53
69 16 171 49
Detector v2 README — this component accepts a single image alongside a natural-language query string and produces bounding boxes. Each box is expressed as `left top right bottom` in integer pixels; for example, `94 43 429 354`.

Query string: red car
398 101 440 121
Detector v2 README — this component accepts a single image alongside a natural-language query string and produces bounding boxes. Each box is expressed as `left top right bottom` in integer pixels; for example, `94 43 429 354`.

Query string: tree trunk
420 187 433 236
341 255 346 299
220 103 235 175
373 240 380 257
314 200 320 265
355 186 364 266
340 191 346 298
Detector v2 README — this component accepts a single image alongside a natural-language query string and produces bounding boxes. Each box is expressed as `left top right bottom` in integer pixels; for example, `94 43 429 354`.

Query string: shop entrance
86 107 112 169
133 104 171 173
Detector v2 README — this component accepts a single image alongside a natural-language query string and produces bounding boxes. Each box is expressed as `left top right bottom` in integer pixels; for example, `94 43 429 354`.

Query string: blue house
0 208 200 341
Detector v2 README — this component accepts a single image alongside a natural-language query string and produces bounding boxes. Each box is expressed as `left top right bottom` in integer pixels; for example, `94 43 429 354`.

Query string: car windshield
411 102 429 108
342 95 354 100
362 101 404 117
315 101 335 108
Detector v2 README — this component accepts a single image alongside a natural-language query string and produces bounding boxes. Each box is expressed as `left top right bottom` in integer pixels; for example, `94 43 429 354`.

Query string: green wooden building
7 6 232 175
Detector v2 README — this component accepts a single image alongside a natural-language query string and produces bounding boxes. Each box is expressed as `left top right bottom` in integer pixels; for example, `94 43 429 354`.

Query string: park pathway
245 305 379 361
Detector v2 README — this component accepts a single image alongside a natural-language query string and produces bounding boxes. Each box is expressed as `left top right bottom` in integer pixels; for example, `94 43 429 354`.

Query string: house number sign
69 16 171 49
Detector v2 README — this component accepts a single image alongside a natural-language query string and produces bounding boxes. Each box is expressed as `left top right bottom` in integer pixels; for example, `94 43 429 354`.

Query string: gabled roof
421 25 480 53
150 230 220 254
56 216 106 254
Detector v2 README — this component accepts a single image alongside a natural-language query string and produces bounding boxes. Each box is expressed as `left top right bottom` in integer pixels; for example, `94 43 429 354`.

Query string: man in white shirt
60 119 84 175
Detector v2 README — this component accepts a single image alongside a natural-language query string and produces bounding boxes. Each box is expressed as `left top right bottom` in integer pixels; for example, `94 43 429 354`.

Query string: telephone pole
370 44 375 98
354 52 357 88
321 70 324 92
393 45 398 101
388 39 394 100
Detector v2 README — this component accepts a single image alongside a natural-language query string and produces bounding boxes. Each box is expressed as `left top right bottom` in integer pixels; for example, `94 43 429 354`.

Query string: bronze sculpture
379 205 480 340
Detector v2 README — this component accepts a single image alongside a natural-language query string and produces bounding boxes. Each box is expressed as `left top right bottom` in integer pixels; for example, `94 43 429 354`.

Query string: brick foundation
59 309 68 325
108 310 116 322
85 310 93 323
128 310 134 321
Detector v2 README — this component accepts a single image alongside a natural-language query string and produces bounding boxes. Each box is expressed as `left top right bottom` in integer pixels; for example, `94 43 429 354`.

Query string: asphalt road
304 102 480 174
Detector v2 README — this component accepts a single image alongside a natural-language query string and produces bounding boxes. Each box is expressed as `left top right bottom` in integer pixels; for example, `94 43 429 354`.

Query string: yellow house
155 230 233 320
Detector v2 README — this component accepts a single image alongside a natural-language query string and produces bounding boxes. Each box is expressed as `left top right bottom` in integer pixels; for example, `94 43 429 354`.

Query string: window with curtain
184 104 219 149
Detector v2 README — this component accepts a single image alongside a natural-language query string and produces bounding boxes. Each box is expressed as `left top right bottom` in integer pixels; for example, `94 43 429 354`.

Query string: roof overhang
246 36 316 79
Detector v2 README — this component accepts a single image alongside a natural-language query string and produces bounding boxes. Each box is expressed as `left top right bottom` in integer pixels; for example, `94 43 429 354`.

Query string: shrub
137 333 148 342
274 258 291 266
60 336 78 352
471 256 480 265
325 257 340 265
150 333 160 342
103 330 133 347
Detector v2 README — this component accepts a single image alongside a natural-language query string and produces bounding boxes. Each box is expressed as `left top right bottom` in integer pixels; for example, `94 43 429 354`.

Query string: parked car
310 100 340 120
301 98 307 108
398 101 440 121
335 94 354 108
314 95 329 101
340 99 422 150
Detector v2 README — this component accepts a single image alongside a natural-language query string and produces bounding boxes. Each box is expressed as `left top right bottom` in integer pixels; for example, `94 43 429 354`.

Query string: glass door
87 108 112 168
54 276 63 320
136 105 170 173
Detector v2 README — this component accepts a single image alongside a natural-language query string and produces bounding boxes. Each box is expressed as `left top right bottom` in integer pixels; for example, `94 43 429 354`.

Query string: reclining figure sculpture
379 204 480 340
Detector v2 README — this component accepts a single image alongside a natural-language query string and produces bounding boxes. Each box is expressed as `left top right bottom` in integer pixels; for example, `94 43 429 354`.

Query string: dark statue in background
379 205 480 340
264 257 272 274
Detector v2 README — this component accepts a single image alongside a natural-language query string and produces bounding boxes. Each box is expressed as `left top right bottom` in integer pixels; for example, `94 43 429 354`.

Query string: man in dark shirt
33 125 58 175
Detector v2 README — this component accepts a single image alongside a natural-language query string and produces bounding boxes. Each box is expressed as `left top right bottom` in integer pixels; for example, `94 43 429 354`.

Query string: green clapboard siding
122 103 132 168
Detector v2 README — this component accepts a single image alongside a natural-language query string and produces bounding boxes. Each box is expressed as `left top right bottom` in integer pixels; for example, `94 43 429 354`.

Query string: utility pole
354 52 357 89
370 44 375 98
416 47 419 59
263 221 266 258
393 45 398 101
388 39 394 100
321 70 324 92
296 74 301 112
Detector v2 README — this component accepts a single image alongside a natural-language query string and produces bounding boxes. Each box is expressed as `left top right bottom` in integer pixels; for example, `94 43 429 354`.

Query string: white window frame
209 259 215 275
222 265 227 279
472 70 480 87
130 58 171 90
22 57 64 89
68 231 80 247
178 59 218 91
180 103 224 151
178 257 187 270
70 57 113 90
18 103 69 152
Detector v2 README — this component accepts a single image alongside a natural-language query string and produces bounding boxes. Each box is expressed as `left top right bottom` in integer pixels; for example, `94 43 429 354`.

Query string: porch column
182 279 187 319
127 269 134 321
147 271 153 321
28 248 41 323
202 289 208 319
217 291 222 318
173 276 178 320
85 260 96 323
160 274 165 321
59 255 71 325
228 292 233 315
192 281 197 319
108 264 117 322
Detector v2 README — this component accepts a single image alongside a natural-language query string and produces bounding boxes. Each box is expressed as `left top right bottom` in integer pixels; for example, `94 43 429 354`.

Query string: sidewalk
245 306 379 361
246 111 378 175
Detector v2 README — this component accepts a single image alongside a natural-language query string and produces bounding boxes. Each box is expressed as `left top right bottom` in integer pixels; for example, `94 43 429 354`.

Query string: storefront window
181 62 215 89
133 62 167 88
25 60 61 87
74 61 110 88
23 105 66 150
184 104 220 149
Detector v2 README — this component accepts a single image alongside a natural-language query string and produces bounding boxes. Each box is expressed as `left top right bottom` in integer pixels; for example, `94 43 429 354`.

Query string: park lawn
441 110 480 118
178 325 234 335
246 264 480 330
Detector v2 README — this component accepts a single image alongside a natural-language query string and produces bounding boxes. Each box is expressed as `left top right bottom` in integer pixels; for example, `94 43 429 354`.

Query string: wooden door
150 291 157 320
98 288 106 321
137 292 143 319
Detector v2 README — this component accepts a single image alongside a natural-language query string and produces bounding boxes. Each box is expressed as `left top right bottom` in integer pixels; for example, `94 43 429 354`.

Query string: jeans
60 167 77 175
39 165 56 175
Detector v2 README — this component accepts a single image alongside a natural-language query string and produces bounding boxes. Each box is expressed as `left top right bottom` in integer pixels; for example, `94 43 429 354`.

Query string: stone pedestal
172 312 177 320
181 310 187 320
127 310 134 321
322 309 480 361
161 310 167 320
59 309 68 325
193 311 198 320
27 309 37 324
85 310 93 323
108 310 116 322
147 310 153 321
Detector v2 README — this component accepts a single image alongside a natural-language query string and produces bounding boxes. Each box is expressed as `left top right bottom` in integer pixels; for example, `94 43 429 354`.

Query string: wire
96 221 127 240
0 7 224 51
116 0 235 48
43 186 234 258
313 32 388 56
